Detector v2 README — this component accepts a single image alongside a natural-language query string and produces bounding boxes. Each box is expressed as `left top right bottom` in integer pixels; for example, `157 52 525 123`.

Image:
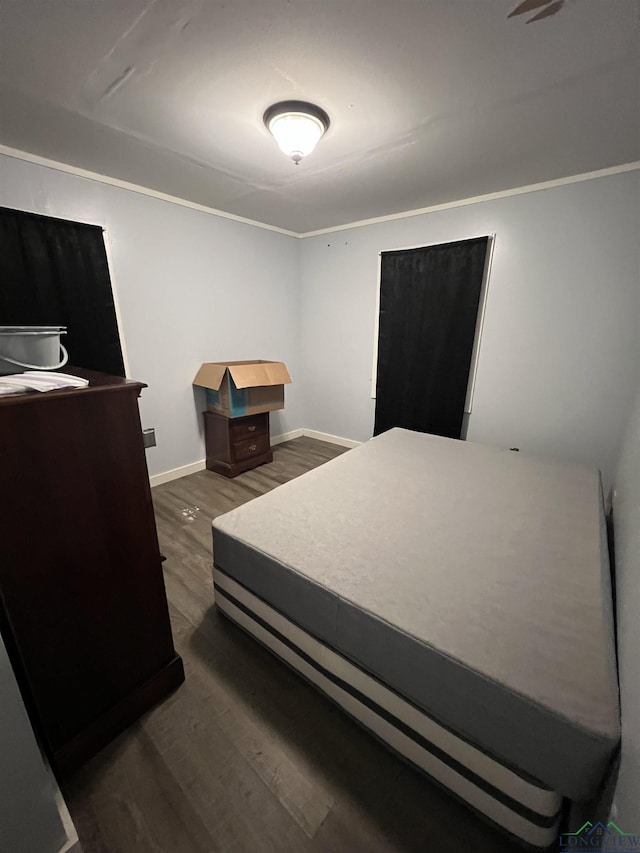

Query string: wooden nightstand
204 410 273 477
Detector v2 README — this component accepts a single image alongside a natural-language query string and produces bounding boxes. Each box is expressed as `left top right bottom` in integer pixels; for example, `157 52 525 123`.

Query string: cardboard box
193 360 292 418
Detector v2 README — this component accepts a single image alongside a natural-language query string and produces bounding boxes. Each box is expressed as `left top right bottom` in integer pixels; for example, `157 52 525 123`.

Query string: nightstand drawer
230 413 269 442
204 409 272 477
232 433 270 462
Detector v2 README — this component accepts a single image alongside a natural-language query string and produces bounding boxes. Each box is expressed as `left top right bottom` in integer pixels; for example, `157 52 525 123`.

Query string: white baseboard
55 786 82 853
59 827 82 853
302 429 362 449
149 428 359 487
149 459 206 487
271 428 304 445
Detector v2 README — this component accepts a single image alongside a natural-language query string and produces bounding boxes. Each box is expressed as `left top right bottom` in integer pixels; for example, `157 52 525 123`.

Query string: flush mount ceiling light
263 100 330 165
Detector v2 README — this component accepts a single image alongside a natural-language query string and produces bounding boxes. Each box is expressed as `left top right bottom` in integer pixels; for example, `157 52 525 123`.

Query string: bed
211 428 620 848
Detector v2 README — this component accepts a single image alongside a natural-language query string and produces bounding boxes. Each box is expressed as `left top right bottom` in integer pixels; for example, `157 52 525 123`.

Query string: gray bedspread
212 428 620 800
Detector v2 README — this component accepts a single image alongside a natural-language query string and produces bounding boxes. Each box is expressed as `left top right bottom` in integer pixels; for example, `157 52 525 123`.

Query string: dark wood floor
63 437 525 853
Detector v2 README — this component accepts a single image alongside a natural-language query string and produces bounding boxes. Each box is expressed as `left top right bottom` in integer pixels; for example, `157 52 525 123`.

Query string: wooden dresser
0 369 184 774
204 410 272 477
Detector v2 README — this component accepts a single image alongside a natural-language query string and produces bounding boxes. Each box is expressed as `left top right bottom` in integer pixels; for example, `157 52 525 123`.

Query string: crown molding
0 144 298 238
298 161 640 238
1 144 637 239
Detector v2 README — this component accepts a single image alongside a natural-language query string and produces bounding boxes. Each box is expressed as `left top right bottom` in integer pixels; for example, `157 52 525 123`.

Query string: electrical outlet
143 428 156 449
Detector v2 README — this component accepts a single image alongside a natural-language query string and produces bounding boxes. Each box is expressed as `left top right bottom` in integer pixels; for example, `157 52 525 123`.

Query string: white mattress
212 428 620 801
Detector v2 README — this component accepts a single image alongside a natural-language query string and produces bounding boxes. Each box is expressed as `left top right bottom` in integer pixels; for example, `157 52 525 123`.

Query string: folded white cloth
0 371 89 395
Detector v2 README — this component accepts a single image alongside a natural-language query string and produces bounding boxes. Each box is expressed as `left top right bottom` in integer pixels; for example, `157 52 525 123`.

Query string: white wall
2 155 636 490
0 153 302 477
611 171 640 826
0 635 78 853
613 382 640 827
299 172 640 491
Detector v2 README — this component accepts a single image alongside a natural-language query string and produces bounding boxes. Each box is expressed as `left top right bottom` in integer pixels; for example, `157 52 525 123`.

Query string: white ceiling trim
0 144 299 238
1 144 638 240
299 162 640 238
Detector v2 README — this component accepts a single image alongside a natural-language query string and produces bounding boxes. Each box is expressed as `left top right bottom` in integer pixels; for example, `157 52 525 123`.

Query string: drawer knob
248 425 256 432
249 443 257 451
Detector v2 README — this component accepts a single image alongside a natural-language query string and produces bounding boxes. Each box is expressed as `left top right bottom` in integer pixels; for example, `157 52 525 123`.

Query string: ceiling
0 0 638 234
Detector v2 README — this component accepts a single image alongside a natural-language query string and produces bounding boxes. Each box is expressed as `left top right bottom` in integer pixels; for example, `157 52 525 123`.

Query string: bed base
213 567 563 849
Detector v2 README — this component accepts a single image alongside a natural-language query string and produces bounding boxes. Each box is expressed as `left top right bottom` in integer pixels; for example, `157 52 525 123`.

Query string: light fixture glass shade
264 101 330 164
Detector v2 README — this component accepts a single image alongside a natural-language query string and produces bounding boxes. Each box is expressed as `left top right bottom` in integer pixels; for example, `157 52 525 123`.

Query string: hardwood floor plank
140 680 312 853
66 731 216 853
169 606 335 839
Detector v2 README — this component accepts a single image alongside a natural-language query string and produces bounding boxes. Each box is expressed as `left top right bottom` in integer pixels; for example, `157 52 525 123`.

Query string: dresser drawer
232 433 270 462
230 413 269 442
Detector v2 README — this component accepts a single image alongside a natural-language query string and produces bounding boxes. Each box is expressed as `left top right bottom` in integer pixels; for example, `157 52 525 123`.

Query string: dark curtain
0 207 125 376
374 236 489 439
